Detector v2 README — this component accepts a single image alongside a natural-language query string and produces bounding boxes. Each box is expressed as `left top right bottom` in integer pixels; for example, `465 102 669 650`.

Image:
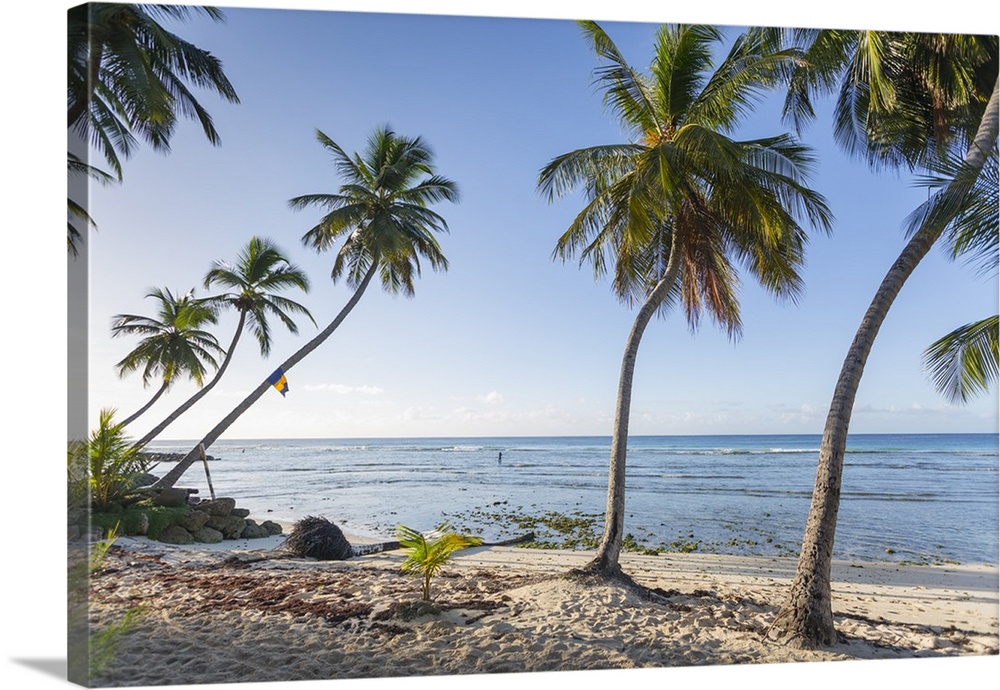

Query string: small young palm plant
397 523 483 602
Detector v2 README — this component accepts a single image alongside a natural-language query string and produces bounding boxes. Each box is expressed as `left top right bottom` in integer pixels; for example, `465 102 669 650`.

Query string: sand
79 533 999 687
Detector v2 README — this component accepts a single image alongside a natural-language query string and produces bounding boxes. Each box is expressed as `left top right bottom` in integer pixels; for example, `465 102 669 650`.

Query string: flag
267 368 289 397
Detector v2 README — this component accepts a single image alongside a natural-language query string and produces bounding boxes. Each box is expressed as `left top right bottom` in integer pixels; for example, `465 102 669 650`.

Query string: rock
206 515 247 539
198 498 237 516
152 488 190 507
176 509 211 532
231 508 251 518
261 521 283 536
157 525 195 545
192 527 224 544
241 522 270 539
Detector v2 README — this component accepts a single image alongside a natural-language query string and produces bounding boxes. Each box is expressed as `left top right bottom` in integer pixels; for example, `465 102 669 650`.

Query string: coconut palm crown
203 236 315 357
776 29 998 170
540 23 833 333
111 287 224 427
288 126 458 296
67 3 239 180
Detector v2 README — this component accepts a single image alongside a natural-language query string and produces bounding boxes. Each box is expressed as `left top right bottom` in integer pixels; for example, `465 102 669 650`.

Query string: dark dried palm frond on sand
283 516 400 560
280 516 537 561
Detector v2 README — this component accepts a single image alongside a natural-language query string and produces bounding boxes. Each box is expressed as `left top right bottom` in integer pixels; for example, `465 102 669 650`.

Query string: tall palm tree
67 3 239 178
132 237 314 448
152 126 459 489
67 3 239 254
764 29 998 648
111 287 225 428
538 22 833 580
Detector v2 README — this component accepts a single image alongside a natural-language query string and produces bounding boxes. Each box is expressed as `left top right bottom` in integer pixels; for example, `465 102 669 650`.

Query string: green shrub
91 504 190 539
397 523 483 601
75 409 153 510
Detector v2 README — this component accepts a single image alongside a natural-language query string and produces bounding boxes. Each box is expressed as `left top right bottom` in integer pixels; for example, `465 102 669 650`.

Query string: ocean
146 433 999 565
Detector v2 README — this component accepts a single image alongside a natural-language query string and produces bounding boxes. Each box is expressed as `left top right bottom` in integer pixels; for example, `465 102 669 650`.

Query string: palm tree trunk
768 77 999 648
582 248 682 578
118 379 169 428
133 311 247 449
152 262 380 490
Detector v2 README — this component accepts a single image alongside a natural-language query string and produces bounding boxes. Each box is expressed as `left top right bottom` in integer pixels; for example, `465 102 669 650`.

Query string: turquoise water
147 433 999 564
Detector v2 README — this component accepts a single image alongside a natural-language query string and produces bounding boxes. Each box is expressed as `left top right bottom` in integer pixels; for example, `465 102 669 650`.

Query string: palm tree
397 524 483 601
67 3 239 255
67 3 239 179
538 22 833 580
132 237 314 448
764 29 998 648
152 126 459 489
111 287 225 428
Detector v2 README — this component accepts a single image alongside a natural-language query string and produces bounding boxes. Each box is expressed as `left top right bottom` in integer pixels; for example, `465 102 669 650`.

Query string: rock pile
155 497 283 545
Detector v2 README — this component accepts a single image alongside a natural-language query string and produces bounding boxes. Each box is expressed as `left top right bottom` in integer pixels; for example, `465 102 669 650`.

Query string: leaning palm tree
538 22 833 580
132 237 314 448
152 126 459 489
764 29 998 648
112 287 225 428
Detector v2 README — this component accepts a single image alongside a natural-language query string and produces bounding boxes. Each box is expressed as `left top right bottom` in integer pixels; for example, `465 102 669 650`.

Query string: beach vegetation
538 22 833 581
133 237 314 448
111 287 225 428
90 504 191 540
87 526 148 679
81 409 154 510
761 29 998 648
397 523 483 601
67 3 239 256
153 126 459 490
68 523 148 682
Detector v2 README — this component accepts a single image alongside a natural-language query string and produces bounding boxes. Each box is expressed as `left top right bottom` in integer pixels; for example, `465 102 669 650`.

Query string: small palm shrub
397 523 483 601
80 409 153 509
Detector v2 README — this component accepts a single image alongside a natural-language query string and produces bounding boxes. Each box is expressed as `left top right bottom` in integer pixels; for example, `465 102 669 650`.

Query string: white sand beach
81 534 999 687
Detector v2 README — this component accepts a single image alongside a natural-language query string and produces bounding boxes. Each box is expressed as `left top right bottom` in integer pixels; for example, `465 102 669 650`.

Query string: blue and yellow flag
267 368 289 397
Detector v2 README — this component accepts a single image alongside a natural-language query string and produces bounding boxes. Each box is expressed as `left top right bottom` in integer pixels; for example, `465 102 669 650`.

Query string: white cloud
479 390 504 404
304 383 384 395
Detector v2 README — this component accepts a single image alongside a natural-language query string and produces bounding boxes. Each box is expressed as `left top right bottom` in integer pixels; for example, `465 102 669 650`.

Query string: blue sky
70 1 999 441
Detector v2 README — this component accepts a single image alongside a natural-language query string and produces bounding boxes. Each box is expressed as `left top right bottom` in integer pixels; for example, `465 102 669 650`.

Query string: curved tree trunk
582 248 682 579
118 379 169 428
133 311 247 449
152 263 379 490
768 77 999 648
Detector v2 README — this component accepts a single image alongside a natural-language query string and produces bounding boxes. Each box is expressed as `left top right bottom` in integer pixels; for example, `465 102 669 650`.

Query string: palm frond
923 315 999 403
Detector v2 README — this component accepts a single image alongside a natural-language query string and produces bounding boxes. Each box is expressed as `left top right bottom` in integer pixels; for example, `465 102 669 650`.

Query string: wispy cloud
303 383 384 395
479 391 504 404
